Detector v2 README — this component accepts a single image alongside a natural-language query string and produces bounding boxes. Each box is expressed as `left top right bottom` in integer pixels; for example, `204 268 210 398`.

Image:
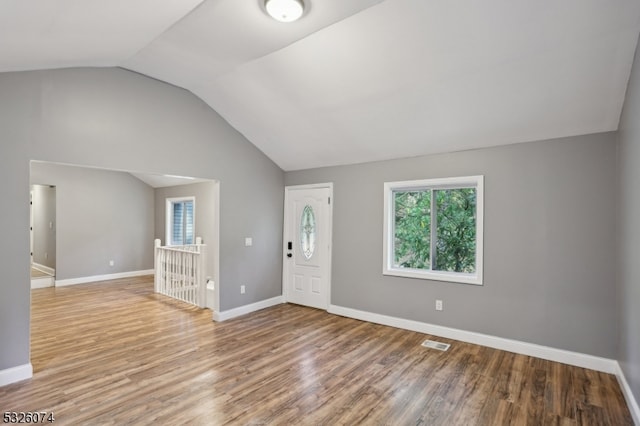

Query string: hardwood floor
0 276 632 425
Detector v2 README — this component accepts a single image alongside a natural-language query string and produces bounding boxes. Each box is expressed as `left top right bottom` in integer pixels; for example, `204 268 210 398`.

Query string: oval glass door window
300 205 316 260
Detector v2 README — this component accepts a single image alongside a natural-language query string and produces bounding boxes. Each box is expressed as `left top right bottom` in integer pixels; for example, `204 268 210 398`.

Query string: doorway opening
30 184 56 288
28 161 221 374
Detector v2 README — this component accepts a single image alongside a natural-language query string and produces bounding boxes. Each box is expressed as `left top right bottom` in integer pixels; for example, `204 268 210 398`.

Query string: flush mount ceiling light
265 0 305 23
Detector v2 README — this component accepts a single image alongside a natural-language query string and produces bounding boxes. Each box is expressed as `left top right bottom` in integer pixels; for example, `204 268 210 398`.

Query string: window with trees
383 176 484 285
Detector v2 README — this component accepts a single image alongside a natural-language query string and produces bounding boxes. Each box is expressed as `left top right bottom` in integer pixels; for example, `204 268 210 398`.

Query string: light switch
245 237 253 247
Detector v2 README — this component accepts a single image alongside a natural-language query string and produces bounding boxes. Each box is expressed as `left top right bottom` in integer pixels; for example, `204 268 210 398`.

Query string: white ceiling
0 0 205 71
2 0 639 171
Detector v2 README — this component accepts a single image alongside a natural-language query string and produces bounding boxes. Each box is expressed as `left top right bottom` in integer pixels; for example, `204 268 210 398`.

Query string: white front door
283 184 332 310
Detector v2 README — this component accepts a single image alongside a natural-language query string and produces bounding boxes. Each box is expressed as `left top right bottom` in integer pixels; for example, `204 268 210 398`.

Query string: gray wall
155 181 218 293
31 184 56 270
0 68 284 372
31 162 154 280
0 79 32 370
286 133 618 358
617 35 640 408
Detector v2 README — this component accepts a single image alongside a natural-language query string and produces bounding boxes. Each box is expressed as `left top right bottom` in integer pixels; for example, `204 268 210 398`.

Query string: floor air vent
421 339 450 351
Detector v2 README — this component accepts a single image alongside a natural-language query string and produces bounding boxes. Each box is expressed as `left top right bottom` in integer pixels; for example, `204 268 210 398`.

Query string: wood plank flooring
0 276 632 425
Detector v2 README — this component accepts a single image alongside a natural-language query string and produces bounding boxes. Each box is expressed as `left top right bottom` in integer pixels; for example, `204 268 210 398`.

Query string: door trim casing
282 183 333 310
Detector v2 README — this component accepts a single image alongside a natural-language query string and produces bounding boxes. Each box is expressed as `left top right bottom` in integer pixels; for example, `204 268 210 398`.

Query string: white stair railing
154 238 206 308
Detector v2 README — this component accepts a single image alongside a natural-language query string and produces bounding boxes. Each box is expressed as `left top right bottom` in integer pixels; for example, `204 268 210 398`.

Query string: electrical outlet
245 237 253 247
240 285 246 294
109 260 115 267
435 300 443 311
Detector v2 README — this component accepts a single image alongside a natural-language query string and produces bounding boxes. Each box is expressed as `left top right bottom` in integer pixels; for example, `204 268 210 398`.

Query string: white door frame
282 182 333 309
30 189 34 265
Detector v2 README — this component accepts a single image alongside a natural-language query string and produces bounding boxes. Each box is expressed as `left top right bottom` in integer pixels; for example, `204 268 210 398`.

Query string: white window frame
166 196 196 246
383 175 484 285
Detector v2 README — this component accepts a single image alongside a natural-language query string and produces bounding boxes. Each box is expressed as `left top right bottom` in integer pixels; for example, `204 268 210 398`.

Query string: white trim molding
0 363 32 387
615 362 640 425
213 296 284 322
55 269 154 287
31 276 54 289
328 304 618 374
32 262 55 276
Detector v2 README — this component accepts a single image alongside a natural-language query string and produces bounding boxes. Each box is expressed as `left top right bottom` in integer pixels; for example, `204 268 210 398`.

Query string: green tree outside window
394 188 476 273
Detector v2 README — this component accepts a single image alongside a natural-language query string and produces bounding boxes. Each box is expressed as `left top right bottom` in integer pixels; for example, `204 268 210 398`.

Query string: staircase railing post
154 239 161 293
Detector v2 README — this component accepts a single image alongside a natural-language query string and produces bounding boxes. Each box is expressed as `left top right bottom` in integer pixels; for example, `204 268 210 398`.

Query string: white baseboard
32 262 55 276
615 362 640 425
55 269 154 287
31 276 54 289
328 304 618 374
213 296 284 322
0 363 32 387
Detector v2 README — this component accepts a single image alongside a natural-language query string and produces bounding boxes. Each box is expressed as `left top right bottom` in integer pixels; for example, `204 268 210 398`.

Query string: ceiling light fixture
265 0 305 23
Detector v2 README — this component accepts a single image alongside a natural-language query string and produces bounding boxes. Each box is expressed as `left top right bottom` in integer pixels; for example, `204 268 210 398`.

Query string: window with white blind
166 197 195 246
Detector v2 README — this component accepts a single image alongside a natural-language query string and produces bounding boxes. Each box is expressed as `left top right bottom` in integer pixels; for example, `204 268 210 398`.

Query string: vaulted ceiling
2 0 639 171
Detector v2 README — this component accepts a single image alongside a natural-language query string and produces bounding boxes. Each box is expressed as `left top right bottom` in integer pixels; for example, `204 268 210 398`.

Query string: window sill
383 267 483 285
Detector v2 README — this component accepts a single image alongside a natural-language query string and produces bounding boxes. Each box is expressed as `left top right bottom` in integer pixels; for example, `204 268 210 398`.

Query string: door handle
287 253 292 258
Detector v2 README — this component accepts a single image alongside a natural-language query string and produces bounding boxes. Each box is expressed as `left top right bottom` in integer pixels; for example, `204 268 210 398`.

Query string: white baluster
153 241 209 308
